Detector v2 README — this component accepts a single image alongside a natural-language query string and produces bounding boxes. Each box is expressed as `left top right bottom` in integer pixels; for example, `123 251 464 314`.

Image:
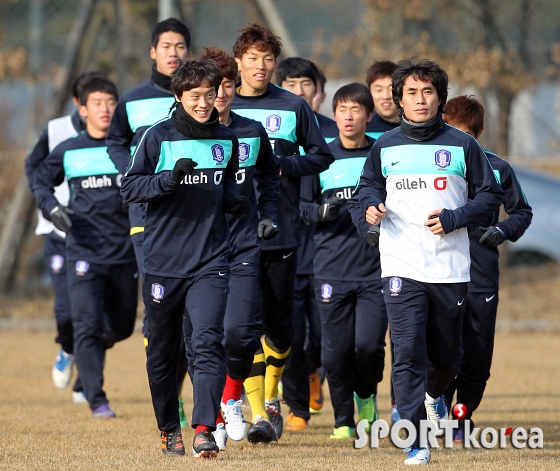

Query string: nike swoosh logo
272 224 277 228
219 271 226 276
486 295 496 302
458 299 464 306
242 262 249 265
333 174 346 180
283 252 293 259
173 156 184 161
76 163 87 168
139 112 150 118
391 161 400 166
312 394 323 405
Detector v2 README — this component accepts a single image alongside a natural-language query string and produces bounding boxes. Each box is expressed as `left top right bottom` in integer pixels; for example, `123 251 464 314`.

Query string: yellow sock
244 348 268 422
262 336 291 401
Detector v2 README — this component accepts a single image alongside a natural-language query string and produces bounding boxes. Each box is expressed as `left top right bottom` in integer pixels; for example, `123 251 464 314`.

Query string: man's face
281 76 316 107
79 91 117 134
215 77 236 115
370 76 399 122
235 48 277 93
334 100 372 140
150 31 190 76
176 82 216 123
399 75 441 123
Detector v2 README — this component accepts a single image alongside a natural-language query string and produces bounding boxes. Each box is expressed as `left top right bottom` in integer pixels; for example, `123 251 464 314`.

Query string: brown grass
0 329 558 470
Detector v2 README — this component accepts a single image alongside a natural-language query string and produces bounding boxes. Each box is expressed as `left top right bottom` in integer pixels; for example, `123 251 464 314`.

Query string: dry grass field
0 328 558 470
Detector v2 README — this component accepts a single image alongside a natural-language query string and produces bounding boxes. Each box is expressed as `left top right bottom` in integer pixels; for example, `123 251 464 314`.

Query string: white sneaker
52 348 74 389
220 399 247 441
424 395 448 438
213 423 227 451
72 391 88 404
404 447 430 465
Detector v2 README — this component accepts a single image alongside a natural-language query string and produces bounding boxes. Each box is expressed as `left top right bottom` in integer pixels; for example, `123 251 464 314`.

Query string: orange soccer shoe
309 369 324 413
286 412 308 431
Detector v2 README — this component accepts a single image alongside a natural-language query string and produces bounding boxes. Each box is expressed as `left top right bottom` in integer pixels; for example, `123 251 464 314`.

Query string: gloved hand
318 196 343 222
226 196 251 219
49 206 73 233
172 158 198 182
366 224 380 247
257 217 279 240
479 226 506 247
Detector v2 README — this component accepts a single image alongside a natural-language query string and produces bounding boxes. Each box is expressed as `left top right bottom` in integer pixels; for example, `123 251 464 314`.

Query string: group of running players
25 17 532 465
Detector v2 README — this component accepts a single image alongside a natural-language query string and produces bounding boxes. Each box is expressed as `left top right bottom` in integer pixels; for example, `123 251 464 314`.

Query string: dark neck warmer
151 64 172 91
400 112 444 142
172 103 220 139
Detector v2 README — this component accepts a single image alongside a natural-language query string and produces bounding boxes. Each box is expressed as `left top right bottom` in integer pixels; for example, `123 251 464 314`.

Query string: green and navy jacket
468 150 532 293
32 132 134 265
301 137 380 280
298 113 338 275
106 75 175 234
120 119 240 278
231 83 334 250
365 112 400 140
358 124 504 283
228 112 280 265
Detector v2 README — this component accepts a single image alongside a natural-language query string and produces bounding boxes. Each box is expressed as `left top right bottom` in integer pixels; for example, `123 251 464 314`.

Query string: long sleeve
357 144 387 213
277 101 334 177
106 99 134 174
348 186 370 239
221 136 241 210
254 125 281 221
120 128 180 203
31 147 66 214
439 140 504 233
25 128 50 190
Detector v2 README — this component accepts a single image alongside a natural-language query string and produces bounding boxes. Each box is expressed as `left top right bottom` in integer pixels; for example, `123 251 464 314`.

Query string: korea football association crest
321 283 333 303
75 260 89 276
50 255 64 273
435 149 451 169
238 143 250 163
212 144 225 164
266 114 281 133
151 283 165 303
389 277 402 296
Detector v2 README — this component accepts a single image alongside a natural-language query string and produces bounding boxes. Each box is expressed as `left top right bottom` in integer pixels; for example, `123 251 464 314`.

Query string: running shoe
192 430 219 458
329 426 355 439
52 348 74 389
221 399 246 441
354 393 378 433
72 390 88 405
213 423 227 451
286 412 307 431
91 403 116 418
265 398 283 439
404 446 430 465
309 369 324 413
161 428 185 455
247 415 277 443
424 395 448 438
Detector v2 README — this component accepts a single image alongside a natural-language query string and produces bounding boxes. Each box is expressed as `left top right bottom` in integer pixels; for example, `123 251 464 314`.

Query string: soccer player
25 71 106 402
302 83 387 439
231 24 334 440
441 96 532 441
365 61 400 140
120 59 250 458
194 47 280 448
105 17 191 427
32 77 138 419
355 58 503 465
365 59 401 422
275 57 337 430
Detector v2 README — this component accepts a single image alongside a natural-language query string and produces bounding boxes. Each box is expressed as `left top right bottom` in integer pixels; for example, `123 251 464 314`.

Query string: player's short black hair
151 17 191 49
276 57 319 87
78 77 118 105
171 59 223 97
332 82 374 115
392 57 448 115
71 71 108 99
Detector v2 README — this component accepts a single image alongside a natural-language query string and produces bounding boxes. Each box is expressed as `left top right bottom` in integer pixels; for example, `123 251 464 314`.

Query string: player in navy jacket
302 84 388 439
230 24 334 439
25 72 105 398
32 77 137 419
355 59 503 465
121 59 250 458
365 61 401 140
275 58 338 429
441 96 532 441
180 47 280 447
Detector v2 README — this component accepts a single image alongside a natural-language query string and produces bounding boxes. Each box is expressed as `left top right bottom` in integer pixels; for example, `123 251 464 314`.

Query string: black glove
172 158 198 182
479 226 506 247
226 196 251 219
366 224 380 247
257 217 279 240
49 206 73 233
318 196 343 222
